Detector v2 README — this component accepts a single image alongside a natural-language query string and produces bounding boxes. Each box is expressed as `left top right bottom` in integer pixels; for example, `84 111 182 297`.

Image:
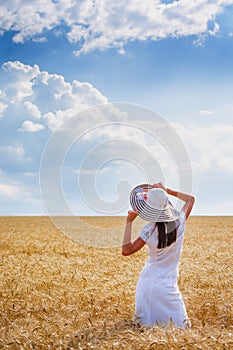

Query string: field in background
0 216 232 349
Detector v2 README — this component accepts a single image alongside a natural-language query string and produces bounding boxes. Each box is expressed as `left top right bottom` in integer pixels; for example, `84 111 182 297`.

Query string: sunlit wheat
0 216 232 349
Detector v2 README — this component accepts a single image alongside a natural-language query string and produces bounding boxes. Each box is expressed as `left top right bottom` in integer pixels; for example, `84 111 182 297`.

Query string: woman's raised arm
122 211 145 256
154 182 195 219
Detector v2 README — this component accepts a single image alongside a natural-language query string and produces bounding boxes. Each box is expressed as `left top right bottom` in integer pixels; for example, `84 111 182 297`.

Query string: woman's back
139 211 186 278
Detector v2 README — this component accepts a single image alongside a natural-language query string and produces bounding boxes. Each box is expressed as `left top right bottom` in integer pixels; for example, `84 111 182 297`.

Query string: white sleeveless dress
134 211 189 328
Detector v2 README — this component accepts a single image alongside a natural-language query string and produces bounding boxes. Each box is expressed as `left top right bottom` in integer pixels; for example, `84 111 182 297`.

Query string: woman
122 182 195 328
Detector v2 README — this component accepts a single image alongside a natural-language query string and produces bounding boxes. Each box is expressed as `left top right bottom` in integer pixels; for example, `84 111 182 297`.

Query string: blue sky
0 0 233 216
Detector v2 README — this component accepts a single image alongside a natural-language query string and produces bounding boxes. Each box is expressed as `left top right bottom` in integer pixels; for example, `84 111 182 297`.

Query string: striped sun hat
130 184 179 222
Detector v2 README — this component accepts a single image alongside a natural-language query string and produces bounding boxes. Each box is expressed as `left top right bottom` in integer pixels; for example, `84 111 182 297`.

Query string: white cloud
19 120 45 132
0 144 32 166
2 60 39 79
24 101 41 119
0 174 42 214
199 109 214 116
0 183 19 199
0 102 7 116
209 21 220 36
43 109 76 131
72 80 108 106
173 122 233 174
2 144 24 157
32 36 47 43
23 172 37 177
1 61 39 102
0 0 232 54
0 61 108 131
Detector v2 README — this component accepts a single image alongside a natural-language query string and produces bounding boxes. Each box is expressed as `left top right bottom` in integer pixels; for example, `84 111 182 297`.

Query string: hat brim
130 184 179 222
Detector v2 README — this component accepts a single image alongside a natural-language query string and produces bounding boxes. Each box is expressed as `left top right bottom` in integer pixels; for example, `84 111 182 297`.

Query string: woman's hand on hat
153 182 167 192
126 210 138 223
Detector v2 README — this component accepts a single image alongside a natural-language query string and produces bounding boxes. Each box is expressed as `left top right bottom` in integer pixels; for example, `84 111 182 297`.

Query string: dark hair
155 221 177 249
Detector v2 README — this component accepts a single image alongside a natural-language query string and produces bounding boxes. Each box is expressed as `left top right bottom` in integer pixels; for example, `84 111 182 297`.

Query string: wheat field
0 216 232 349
